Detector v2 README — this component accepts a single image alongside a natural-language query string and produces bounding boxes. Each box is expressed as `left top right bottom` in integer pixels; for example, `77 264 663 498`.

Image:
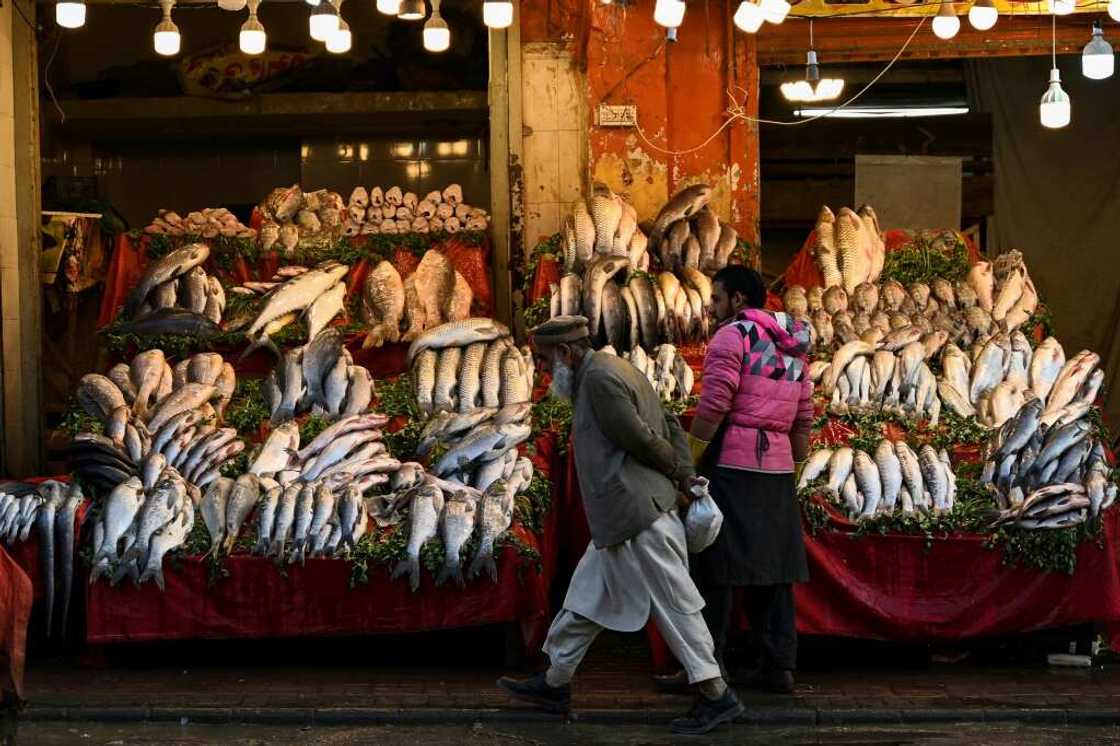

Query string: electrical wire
44 31 66 124
630 15 927 156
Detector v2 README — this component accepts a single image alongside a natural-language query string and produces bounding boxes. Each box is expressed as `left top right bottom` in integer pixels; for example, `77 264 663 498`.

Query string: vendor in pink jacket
658 265 813 696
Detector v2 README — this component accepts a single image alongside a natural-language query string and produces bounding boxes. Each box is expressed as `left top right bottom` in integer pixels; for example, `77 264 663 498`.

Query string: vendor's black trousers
700 583 797 672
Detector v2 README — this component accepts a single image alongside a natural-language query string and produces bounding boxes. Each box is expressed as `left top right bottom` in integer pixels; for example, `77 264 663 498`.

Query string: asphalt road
6 721 1120 746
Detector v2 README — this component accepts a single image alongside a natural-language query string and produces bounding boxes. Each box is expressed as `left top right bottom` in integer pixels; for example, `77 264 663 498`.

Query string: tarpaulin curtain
965 56 1120 438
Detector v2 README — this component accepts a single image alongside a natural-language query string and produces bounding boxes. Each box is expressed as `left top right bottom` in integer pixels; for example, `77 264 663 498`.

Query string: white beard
549 360 575 401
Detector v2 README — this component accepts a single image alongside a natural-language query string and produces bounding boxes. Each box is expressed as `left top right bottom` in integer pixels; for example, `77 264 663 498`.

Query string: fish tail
468 549 497 583
391 557 420 592
237 333 280 364
435 559 461 588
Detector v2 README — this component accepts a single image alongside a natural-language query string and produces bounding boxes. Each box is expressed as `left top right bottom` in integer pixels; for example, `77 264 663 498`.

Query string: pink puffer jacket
695 308 814 474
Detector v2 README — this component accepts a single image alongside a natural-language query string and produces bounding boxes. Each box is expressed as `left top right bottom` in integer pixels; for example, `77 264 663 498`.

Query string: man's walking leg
497 610 600 713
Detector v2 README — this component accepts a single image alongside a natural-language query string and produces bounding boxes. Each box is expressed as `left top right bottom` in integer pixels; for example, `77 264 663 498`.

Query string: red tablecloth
0 546 31 700
85 431 563 654
646 508 1120 671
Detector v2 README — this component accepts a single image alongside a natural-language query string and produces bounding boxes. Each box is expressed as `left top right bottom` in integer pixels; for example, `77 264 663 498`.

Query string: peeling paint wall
520 0 760 246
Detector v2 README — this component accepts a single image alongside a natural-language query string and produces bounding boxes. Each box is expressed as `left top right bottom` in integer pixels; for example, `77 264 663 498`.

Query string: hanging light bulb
781 22 844 103
1082 22 1115 79
931 1 960 39
55 0 86 28
218 0 248 11
759 0 791 24
309 1 338 41
240 0 267 54
398 0 426 20
153 0 181 56
967 0 997 30
1040 17 1071 128
1110 0 1120 22
483 0 514 28
653 0 686 28
327 19 352 53
1048 0 1074 15
733 1 764 32
423 0 450 52
377 0 402 13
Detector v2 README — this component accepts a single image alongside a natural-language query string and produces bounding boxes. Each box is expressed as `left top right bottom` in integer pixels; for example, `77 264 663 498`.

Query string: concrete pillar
0 0 43 477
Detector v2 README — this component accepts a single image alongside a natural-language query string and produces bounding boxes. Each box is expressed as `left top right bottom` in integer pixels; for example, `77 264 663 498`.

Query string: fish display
261 332 374 423
411 329 529 418
69 351 246 492
241 262 350 355
122 243 215 321
342 183 489 237
800 440 958 519
144 207 255 240
256 186 347 254
809 204 886 294
599 344 694 403
0 480 85 636
89 470 194 591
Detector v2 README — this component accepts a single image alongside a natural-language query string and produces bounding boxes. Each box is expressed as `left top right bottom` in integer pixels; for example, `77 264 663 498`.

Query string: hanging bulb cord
630 15 926 155
1052 13 1057 69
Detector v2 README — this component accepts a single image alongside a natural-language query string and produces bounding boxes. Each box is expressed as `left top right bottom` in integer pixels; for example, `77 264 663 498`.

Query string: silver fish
391 483 445 592
919 445 949 512
894 442 924 508
200 477 233 558
342 365 375 416
147 383 217 432
874 440 903 513
270 483 301 559
125 242 210 318
406 318 511 367
250 421 300 478
223 474 261 554
246 263 349 340
825 448 854 496
296 413 387 462
854 450 883 517
648 184 712 249
138 507 193 591
435 491 479 587
273 347 304 425
798 449 833 489
480 338 511 410
303 328 344 411
252 484 281 555
361 261 405 348
306 282 347 342
323 352 350 416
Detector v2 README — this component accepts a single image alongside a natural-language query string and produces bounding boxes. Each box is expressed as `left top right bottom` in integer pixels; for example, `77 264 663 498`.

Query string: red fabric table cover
645 508 1120 671
0 546 31 700
85 431 563 653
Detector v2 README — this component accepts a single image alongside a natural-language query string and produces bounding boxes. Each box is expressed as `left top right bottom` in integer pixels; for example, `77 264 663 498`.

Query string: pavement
9 631 1120 727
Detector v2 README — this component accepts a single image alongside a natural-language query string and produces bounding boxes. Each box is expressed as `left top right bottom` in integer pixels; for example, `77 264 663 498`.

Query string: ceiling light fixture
56 0 86 28
1082 22 1115 79
153 0 181 56
931 1 960 39
1110 0 1120 22
326 0 351 53
733 1 764 32
653 0 686 28
239 0 266 54
1048 0 1074 15
795 106 970 119
759 0 791 24
309 1 338 41
1040 15 1071 128
483 0 514 28
423 0 450 51
398 0 426 20
781 21 844 102
967 0 997 30
376 0 402 13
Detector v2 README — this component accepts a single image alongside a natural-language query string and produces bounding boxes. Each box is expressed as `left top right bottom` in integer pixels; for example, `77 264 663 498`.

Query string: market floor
8 721 1120 746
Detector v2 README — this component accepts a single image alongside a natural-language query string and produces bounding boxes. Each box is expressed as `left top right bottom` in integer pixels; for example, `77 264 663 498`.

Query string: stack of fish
242 477 371 563
71 350 244 491
144 207 255 239
257 185 347 255
811 338 944 423
980 396 1115 515
648 184 739 274
89 469 196 590
228 265 315 297
388 456 535 590
548 261 713 350
408 319 530 416
262 329 375 424
988 482 1115 530
0 480 85 636
238 261 350 354
810 205 886 294
558 184 650 274
361 250 474 348
343 184 489 237
798 440 958 519
121 242 225 326
939 335 1102 429
796 249 1038 358
198 473 265 557
599 344 694 403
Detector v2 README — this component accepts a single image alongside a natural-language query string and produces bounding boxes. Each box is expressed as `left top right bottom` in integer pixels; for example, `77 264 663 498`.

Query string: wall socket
597 104 637 128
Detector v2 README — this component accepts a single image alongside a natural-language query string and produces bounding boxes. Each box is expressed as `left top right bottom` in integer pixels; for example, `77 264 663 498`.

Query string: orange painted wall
521 0 761 244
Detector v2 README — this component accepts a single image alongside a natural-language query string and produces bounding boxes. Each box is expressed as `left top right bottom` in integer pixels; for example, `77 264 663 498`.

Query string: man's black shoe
669 688 745 735
497 673 571 714
734 666 795 694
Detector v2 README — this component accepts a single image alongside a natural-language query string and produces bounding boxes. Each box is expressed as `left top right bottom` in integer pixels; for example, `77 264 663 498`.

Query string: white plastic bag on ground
684 476 723 554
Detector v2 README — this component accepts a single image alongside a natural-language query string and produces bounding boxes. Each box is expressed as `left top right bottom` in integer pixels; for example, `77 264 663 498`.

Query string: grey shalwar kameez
542 352 723 686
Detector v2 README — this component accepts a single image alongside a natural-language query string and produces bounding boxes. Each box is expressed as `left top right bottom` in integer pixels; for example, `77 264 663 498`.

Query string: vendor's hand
676 491 693 510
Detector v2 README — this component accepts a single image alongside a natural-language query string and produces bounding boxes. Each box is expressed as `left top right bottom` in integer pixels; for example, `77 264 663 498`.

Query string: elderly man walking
497 316 743 736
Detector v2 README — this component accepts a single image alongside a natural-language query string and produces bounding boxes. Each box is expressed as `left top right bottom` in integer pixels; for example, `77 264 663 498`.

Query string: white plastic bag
684 476 723 554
